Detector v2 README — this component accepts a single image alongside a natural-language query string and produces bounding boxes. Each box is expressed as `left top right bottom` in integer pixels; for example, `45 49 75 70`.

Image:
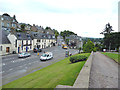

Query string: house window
7 23 9 27
37 40 40 42
2 22 4 26
42 39 44 42
0 46 2 51
15 39 17 47
22 40 23 50
26 40 28 45
12 24 16 27
1 17 4 20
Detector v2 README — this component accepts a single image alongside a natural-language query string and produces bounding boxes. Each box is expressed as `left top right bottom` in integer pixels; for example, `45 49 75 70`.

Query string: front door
18 47 20 53
6 47 10 53
26 46 28 52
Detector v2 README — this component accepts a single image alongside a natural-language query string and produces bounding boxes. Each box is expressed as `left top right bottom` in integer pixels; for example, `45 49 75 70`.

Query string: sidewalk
89 52 119 88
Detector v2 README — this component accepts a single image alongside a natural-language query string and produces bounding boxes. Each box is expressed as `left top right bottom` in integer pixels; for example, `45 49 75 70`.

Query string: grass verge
2 53 90 88
101 52 119 63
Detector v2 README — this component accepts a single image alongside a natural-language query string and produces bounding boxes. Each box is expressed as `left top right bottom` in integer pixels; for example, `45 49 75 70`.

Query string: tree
103 32 120 51
83 40 96 53
21 24 25 30
60 30 76 40
100 23 114 51
54 30 59 40
100 23 114 34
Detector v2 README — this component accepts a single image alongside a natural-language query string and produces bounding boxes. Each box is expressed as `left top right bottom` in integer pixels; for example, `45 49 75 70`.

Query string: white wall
0 44 12 55
7 33 17 52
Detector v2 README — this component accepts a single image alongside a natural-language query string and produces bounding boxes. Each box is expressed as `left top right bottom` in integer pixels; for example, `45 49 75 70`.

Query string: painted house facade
30 32 56 49
7 32 33 53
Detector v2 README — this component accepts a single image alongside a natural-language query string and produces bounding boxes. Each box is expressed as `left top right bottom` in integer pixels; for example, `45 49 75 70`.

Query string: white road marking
19 66 22 67
9 68 13 71
2 63 5 66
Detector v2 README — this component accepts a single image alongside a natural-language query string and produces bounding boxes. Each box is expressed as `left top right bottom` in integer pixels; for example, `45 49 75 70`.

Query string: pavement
89 52 119 88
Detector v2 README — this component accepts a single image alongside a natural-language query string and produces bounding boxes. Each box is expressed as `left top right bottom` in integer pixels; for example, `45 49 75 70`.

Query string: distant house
7 32 33 53
0 30 12 55
66 35 83 49
45 28 54 35
18 23 31 31
0 13 18 32
30 32 56 49
31 24 38 32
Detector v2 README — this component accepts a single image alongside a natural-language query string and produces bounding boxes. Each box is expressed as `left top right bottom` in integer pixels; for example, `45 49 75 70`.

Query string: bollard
37 53 39 56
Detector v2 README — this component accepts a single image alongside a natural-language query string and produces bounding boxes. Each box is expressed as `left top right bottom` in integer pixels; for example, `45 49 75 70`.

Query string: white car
40 52 53 61
18 52 31 58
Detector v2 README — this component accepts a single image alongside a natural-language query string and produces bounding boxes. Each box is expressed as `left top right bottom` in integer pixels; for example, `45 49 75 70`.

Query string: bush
70 55 87 63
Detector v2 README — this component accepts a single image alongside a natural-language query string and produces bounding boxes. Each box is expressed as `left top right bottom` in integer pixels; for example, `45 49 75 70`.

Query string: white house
7 32 33 53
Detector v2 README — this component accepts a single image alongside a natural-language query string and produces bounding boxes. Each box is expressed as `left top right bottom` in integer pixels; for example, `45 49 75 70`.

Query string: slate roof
14 32 32 40
30 31 55 39
30 32 47 39
0 30 11 44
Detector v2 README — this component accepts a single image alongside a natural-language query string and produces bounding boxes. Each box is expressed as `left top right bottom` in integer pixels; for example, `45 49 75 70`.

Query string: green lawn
101 52 119 63
2 53 90 88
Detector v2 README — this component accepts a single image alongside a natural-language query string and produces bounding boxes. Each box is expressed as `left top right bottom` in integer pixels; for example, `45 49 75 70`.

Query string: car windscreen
42 54 47 57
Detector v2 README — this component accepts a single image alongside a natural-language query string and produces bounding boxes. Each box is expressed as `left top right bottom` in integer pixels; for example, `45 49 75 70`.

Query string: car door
47 55 50 60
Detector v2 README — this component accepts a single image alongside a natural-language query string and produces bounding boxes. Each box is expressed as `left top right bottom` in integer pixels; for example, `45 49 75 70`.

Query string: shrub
70 55 87 63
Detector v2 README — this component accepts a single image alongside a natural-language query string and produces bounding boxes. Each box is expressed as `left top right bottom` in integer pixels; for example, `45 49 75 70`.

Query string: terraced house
7 32 33 53
30 32 56 49
0 13 56 55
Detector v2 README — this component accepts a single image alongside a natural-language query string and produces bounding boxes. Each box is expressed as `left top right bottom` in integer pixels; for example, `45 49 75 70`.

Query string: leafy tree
54 30 59 40
100 23 114 51
100 23 114 34
103 32 120 51
60 30 76 40
95 43 102 51
45 26 51 30
83 40 96 53
21 24 25 30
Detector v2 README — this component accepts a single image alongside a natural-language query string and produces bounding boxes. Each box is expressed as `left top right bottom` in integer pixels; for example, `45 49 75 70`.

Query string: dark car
33 48 42 53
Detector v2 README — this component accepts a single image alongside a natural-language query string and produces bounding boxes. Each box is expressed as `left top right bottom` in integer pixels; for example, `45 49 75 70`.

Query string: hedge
70 55 87 63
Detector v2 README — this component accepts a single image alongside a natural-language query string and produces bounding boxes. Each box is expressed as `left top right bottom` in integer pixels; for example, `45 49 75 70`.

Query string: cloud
0 0 118 38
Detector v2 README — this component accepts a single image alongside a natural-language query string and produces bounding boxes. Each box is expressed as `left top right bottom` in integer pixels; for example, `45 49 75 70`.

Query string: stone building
0 13 18 32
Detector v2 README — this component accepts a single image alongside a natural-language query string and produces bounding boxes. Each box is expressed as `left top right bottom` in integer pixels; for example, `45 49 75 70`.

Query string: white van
40 52 53 61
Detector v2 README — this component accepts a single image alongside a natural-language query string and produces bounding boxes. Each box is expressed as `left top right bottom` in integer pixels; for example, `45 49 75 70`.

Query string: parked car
40 52 53 61
33 48 42 53
18 52 31 58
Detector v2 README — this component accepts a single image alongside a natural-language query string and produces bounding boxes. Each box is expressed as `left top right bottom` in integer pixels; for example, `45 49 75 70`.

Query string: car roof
44 52 52 54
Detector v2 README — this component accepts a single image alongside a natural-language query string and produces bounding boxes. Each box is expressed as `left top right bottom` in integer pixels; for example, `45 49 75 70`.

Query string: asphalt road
2 45 78 85
89 52 119 88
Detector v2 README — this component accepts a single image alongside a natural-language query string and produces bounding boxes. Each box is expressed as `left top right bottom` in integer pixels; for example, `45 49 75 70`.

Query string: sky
0 0 119 38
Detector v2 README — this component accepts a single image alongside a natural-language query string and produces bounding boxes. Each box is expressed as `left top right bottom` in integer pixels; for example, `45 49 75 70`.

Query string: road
1 37 78 85
89 52 119 88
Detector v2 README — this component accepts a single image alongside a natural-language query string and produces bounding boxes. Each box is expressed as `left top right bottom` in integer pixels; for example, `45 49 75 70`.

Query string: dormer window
34 34 37 37
27 34 30 37
13 19 15 22
17 33 21 37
